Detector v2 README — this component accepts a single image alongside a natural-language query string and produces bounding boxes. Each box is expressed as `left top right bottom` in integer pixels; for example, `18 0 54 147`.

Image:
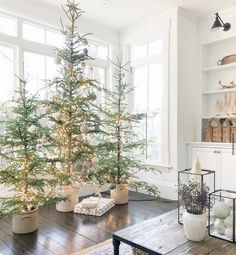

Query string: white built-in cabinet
188 143 236 191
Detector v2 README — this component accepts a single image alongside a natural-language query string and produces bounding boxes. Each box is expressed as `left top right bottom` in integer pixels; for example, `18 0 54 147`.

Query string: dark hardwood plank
0 191 176 255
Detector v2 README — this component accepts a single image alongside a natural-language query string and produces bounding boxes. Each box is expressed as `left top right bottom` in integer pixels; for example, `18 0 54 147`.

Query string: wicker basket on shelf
205 119 213 142
205 117 222 142
222 118 232 143
231 119 236 142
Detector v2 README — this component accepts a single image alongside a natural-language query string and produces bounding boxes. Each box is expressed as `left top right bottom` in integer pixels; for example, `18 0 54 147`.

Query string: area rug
71 239 148 255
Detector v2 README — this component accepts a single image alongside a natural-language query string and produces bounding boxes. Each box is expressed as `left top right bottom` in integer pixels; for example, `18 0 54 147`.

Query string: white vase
56 185 79 212
183 211 207 241
110 184 128 204
12 207 38 234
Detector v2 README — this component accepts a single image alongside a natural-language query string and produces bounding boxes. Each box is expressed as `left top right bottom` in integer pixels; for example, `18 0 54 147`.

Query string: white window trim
128 29 170 167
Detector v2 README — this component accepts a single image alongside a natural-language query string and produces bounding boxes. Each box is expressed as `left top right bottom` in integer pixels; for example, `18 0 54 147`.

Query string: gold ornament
81 61 86 68
77 134 83 141
66 62 73 72
54 56 61 65
77 73 83 80
84 113 91 120
91 156 98 165
84 160 93 168
90 93 97 101
42 134 48 142
53 95 61 102
80 124 89 134
45 107 52 114
57 114 64 121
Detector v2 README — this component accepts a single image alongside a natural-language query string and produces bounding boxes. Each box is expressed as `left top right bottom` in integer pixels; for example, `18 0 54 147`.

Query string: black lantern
178 168 215 224
209 189 236 243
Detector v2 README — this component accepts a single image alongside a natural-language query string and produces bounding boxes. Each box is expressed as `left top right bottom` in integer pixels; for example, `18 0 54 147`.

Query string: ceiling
40 0 236 29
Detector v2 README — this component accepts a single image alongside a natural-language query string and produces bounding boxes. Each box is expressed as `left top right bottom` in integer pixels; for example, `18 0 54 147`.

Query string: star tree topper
65 0 80 13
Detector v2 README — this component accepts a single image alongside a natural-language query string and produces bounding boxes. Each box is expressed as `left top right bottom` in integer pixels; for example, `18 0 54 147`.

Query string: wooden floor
0 191 177 255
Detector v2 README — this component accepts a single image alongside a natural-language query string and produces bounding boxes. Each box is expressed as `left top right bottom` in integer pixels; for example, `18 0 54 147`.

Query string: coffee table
112 209 236 255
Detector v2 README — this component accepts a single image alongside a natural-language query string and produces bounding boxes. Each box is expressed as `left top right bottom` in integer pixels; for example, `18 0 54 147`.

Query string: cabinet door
220 149 236 191
192 147 220 188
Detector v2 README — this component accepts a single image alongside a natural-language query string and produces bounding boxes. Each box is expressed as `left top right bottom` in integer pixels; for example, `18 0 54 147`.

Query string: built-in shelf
202 115 236 119
203 88 236 95
203 62 236 72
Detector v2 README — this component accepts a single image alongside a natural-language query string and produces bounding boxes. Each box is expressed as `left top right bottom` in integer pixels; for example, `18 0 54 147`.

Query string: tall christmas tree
46 1 100 189
96 59 159 203
0 78 64 220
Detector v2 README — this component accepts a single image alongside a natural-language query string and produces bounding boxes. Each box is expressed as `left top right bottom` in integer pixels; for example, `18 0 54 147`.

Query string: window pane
133 116 147 161
46 30 64 48
0 16 17 37
23 23 45 44
88 44 96 58
149 64 163 111
147 113 161 162
88 43 108 60
97 45 108 59
132 63 163 163
86 67 106 105
148 40 162 56
95 67 105 104
133 66 148 112
24 52 45 97
131 43 147 60
0 45 14 102
46 56 58 79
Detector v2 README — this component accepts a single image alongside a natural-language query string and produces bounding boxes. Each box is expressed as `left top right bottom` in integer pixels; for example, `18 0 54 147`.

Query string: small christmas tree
96 59 159 203
0 78 64 220
46 1 100 190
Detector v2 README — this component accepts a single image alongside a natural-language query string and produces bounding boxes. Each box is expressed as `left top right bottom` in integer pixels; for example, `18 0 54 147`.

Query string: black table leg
113 238 120 255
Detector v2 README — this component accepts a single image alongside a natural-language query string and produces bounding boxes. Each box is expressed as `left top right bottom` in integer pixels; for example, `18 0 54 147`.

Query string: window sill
142 162 173 172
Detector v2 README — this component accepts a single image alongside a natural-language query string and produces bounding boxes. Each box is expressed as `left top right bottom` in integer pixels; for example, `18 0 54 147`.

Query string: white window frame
129 30 170 167
0 43 17 105
0 10 110 99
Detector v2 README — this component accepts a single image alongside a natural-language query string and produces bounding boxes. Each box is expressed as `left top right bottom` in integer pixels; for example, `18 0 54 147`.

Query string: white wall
177 10 201 170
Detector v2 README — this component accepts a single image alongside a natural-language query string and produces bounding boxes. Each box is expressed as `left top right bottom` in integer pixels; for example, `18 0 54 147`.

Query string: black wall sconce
211 12 231 32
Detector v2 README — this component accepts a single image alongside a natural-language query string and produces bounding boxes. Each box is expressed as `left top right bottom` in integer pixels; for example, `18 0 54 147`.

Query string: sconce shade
211 15 223 31
211 13 231 32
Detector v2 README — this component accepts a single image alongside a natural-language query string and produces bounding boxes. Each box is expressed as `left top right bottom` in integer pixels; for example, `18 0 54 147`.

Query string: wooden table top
113 209 236 255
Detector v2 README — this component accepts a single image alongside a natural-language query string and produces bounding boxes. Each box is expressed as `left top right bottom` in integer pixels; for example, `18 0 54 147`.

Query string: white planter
110 184 128 204
183 211 207 241
12 207 38 234
56 185 79 212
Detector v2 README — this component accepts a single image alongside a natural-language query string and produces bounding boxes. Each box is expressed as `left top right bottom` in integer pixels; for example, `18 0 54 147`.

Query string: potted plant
95 59 159 204
0 78 64 234
45 0 100 212
179 180 210 241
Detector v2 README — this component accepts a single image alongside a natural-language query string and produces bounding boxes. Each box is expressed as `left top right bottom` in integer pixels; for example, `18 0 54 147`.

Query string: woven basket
205 119 213 142
222 118 231 143
206 118 222 142
231 119 236 142
217 54 236 66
